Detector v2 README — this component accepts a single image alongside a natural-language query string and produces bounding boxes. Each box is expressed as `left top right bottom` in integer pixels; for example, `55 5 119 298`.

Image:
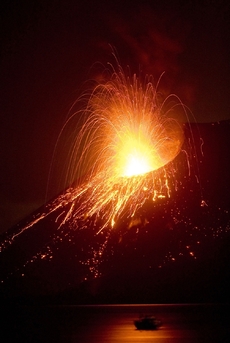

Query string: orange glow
58 63 184 231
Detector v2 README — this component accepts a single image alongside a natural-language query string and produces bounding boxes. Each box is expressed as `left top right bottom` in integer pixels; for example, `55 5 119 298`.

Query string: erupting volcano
17 62 184 237
0 60 189 285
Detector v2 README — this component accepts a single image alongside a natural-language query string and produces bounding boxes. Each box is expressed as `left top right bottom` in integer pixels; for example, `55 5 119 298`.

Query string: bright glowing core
116 134 156 177
124 152 152 177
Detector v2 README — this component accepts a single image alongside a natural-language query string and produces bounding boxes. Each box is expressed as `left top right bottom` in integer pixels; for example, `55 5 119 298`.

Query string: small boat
134 315 162 330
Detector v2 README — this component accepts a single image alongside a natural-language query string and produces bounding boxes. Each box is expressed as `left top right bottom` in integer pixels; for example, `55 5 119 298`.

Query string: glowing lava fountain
49 63 184 232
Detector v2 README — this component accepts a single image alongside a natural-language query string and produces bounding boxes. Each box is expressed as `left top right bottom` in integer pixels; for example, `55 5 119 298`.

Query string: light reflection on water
62 304 229 343
3 304 230 342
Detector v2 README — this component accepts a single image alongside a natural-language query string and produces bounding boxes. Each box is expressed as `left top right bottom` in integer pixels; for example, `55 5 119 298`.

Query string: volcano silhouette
1 121 230 304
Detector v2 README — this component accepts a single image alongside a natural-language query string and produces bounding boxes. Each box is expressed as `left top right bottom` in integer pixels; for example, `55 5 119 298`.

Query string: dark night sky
1 0 230 233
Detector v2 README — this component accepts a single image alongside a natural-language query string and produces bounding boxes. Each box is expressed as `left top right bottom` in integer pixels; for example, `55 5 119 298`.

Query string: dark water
2 304 230 342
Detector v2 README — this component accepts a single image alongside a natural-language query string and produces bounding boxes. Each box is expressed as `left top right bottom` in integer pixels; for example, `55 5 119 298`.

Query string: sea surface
2 303 230 342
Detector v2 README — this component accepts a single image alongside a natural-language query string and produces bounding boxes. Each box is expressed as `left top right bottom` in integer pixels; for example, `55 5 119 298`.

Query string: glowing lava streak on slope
8 61 185 243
